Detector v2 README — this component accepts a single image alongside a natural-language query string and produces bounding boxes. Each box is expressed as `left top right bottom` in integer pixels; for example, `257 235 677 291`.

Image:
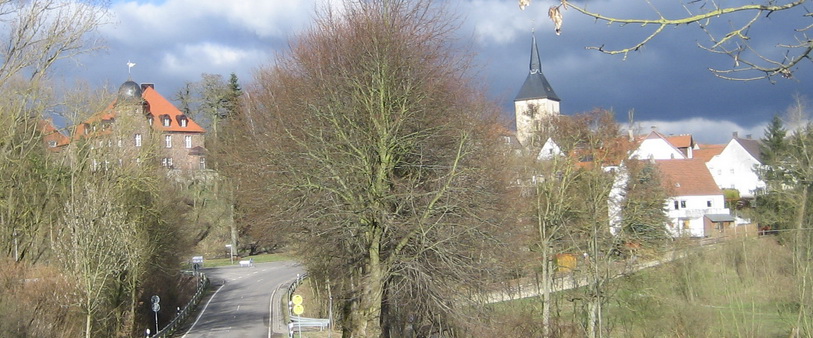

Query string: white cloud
635 118 767 144
160 43 266 77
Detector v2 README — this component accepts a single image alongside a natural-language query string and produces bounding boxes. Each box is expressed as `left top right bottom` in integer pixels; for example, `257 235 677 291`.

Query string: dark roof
117 80 142 102
734 137 762 162
514 34 559 102
705 214 735 222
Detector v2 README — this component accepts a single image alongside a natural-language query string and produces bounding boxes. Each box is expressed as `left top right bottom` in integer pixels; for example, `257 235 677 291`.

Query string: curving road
181 261 304 338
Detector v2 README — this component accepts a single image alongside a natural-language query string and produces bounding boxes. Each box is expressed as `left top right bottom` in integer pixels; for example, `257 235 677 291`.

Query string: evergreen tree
761 114 788 170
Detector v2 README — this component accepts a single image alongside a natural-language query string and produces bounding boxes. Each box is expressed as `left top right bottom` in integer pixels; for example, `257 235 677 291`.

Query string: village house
64 79 207 173
654 159 732 237
705 132 765 199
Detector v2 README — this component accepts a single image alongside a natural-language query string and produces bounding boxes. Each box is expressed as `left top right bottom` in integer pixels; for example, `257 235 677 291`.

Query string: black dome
117 80 142 102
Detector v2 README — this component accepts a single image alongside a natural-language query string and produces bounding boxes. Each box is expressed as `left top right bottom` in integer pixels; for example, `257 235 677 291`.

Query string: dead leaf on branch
519 0 531 10
549 6 563 35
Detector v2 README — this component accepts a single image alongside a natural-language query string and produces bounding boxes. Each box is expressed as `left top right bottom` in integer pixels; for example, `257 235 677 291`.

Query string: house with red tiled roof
71 79 207 172
705 132 764 199
655 159 732 237
692 144 725 162
630 131 696 160
39 119 70 152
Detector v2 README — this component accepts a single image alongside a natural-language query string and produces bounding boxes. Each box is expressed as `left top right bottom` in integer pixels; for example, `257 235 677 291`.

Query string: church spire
514 33 559 102
530 33 541 75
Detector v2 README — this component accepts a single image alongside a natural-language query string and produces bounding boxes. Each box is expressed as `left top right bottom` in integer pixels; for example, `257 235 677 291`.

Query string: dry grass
484 237 800 337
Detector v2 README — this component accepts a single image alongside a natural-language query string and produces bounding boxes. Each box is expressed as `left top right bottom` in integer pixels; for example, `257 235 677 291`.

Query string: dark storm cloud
62 0 812 145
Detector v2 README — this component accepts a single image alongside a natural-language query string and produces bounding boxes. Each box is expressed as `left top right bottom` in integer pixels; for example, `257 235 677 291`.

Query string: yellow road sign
292 294 303 305
293 304 304 315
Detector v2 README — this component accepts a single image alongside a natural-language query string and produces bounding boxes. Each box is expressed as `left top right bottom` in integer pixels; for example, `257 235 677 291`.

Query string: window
199 157 206 170
707 200 712 207
730 168 735 174
162 157 173 168
165 135 172 148
185 135 192 148
680 200 686 208
117 138 122 147
147 115 154 126
674 201 679 210
48 140 57 148
135 133 142 147
180 116 188 127
162 116 171 127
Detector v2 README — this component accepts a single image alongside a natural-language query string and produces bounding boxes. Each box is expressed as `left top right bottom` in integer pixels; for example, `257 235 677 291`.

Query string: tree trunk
85 310 92 338
794 184 810 333
346 228 385 338
541 244 552 338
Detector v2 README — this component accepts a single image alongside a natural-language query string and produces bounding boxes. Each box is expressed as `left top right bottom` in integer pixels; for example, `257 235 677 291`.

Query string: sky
55 0 813 144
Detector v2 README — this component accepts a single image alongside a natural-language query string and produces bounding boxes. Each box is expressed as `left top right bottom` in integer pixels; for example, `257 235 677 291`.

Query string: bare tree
0 0 107 85
520 0 811 81
55 180 131 338
231 1 507 336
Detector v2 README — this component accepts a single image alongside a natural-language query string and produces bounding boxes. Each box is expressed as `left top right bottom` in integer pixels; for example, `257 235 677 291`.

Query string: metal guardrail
290 317 330 330
285 273 334 336
153 272 210 338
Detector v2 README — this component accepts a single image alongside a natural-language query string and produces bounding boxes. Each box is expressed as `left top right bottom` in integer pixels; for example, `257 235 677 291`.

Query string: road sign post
292 294 304 338
151 295 160 335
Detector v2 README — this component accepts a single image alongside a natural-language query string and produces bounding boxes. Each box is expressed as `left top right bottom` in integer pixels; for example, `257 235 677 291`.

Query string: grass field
486 237 800 337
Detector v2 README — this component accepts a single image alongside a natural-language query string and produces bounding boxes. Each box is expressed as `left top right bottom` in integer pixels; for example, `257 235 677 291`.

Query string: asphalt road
181 261 304 338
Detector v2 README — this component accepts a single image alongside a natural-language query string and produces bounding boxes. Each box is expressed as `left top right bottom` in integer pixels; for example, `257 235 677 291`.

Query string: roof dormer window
147 114 154 126
162 115 171 127
179 115 188 127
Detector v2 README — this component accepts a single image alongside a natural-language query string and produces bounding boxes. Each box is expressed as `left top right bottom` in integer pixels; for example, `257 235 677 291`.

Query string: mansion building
47 79 207 172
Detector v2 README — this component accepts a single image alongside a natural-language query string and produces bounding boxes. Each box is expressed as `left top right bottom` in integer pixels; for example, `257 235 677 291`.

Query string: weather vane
127 60 136 75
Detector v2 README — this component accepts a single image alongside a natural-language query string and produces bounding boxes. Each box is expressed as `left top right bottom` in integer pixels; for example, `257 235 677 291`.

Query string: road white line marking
181 282 226 338
268 285 279 338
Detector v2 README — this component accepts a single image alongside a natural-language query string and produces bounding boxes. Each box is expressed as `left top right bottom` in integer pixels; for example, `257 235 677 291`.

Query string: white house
536 137 563 160
705 134 764 199
630 131 694 160
656 159 731 237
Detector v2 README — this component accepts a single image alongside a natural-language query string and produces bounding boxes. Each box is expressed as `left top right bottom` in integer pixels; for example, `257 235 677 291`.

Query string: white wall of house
515 98 559 146
537 137 563 160
607 165 627 236
706 140 765 198
665 194 729 237
630 136 686 160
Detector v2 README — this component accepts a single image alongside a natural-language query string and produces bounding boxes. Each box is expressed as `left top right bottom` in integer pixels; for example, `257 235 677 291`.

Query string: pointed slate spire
530 34 541 75
514 33 560 102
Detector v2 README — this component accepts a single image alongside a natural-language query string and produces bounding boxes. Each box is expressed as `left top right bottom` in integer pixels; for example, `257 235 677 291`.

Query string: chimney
732 131 739 138
141 83 154 91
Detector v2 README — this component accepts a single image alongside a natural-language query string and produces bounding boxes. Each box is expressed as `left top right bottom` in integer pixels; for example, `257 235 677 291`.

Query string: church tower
514 33 560 147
